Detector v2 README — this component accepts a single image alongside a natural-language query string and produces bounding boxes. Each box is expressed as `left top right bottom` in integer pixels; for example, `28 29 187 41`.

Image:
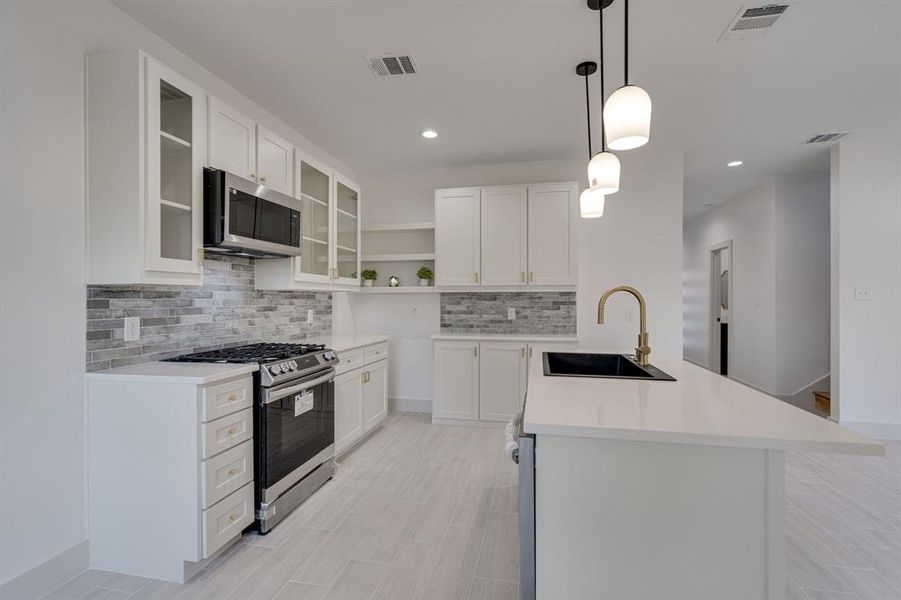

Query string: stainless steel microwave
203 168 302 257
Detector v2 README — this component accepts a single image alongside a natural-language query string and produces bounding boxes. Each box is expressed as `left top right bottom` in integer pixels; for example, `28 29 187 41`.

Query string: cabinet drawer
363 343 388 365
201 377 253 422
202 482 254 558
335 349 363 375
201 409 252 459
202 440 253 509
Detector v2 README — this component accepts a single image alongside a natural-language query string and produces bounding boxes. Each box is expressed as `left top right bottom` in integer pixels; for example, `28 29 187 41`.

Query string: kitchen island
522 350 883 600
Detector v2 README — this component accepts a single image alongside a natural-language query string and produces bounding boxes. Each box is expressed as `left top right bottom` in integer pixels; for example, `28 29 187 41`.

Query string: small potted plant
417 266 433 287
361 269 377 287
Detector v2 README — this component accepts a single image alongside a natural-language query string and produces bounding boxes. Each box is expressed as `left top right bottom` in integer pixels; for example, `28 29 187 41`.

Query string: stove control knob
288 360 298 370
270 364 281 375
282 362 293 371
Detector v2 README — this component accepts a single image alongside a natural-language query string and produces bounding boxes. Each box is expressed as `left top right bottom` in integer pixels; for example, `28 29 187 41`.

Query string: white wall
683 180 777 391
683 174 831 396
577 150 684 362
0 0 354 590
830 132 901 434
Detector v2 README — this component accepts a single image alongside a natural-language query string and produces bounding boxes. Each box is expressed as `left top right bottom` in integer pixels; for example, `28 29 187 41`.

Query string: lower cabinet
334 342 389 455
433 341 481 420
479 342 528 421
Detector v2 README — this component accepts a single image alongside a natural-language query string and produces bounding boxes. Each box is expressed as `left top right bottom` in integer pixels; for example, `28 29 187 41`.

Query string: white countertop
322 334 390 353
431 332 579 343
523 349 883 455
86 362 258 385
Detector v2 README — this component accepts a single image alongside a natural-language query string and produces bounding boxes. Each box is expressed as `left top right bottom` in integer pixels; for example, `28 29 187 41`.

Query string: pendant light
576 61 606 219
603 0 652 151
587 0 620 195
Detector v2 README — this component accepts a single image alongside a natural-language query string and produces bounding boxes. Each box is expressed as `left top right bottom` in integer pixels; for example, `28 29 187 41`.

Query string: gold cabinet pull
529 272 534 283
521 271 525 283
521 347 526 358
474 272 479 283
229 513 239 522
227 468 238 476
226 393 237 402
227 427 237 435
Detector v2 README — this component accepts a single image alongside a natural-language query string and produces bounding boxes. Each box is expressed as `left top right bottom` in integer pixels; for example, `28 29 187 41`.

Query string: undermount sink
542 352 676 381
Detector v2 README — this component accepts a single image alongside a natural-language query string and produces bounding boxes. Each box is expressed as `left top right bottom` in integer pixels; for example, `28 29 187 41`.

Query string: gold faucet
597 285 651 366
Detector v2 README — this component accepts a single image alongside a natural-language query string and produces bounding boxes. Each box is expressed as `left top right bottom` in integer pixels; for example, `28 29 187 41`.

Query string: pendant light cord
584 71 593 160
599 3 606 152
624 0 629 85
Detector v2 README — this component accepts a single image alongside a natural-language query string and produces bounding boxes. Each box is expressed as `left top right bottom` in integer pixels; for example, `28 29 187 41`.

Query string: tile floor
40 413 901 600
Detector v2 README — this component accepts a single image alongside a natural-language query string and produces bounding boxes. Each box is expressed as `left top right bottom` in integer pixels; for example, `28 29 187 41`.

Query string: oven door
219 170 301 256
257 369 335 504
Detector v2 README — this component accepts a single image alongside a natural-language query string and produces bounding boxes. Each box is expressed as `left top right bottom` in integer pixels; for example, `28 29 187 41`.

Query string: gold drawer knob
229 513 239 522
226 393 237 401
227 468 238 476
227 427 237 435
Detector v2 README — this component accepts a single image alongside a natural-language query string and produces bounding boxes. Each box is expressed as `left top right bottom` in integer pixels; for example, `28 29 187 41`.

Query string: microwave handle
263 372 333 404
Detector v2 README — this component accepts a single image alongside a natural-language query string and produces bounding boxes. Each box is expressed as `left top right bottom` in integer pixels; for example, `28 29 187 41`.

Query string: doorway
708 241 732 376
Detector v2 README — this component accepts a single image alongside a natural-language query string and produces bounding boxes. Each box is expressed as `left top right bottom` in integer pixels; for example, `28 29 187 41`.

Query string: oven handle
263 372 334 405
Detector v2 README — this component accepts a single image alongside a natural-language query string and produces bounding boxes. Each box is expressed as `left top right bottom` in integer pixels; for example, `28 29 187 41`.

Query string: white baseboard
390 396 431 413
0 540 89 600
839 420 901 441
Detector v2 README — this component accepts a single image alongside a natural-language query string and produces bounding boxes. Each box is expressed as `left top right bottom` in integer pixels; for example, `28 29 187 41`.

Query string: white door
479 342 528 421
433 341 480 420
256 125 293 195
144 57 204 275
480 185 528 286
435 188 481 287
207 96 256 180
527 182 579 286
333 172 361 287
362 359 388 431
334 369 363 454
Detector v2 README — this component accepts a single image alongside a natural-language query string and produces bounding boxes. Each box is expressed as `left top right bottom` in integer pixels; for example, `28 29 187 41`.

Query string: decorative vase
419 278 430 287
388 276 400 287
363 279 374 287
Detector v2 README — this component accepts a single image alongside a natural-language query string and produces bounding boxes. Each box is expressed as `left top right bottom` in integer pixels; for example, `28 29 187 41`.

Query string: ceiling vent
365 54 418 78
803 132 848 144
719 4 789 41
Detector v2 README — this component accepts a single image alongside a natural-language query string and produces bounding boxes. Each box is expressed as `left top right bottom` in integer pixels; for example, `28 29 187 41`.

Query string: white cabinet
363 359 388 431
432 341 480 420
334 342 389 456
434 181 579 289
87 50 204 285
435 188 481 287
479 342 528 421
335 369 364 454
481 186 528 286
207 97 256 180
333 172 361 286
527 182 579 286
256 125 293 195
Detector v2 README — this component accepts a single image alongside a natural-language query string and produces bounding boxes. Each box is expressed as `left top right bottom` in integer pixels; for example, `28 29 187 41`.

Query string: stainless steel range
166 342 338 533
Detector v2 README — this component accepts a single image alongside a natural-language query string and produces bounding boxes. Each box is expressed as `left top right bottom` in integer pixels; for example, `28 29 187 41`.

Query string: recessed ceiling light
727 160 743 167
421 129 438 139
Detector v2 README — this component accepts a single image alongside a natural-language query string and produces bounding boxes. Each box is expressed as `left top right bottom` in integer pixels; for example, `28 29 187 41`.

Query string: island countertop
523 349 883 455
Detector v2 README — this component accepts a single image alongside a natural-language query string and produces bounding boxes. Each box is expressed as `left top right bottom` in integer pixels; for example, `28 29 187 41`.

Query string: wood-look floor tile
371 540 439 600
474 512 518 583
451 479 495 529
803 590 861 600
830 567 901 600
408 487 464 544
272 582 330 600
41 570 114 600
291 512 379 587
352 501 421 563
419 526 484 600
322 560 387 600
468 577 517 600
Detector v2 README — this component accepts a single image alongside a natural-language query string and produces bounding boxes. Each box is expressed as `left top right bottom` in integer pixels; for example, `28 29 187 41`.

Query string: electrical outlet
124 317 140 342
854 286 872 301
409 306 418 318
306 309 314 324
507 307 516 320
625 310 634 323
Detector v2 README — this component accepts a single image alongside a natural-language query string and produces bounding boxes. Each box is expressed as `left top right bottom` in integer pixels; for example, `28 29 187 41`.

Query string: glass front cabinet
87 51 204 285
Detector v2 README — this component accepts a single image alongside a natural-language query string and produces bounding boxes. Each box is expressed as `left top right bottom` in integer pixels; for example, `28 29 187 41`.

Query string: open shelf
160 130 192 148
160 198 191 212
300 192 328 207
336 208 357 219
362 222 435 233
336 244 358 253
362 253 435 262
302 236 327 246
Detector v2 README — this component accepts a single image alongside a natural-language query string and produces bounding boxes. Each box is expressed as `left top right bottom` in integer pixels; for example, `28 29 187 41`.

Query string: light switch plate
507 307 516 320
306 309 315 324
124 317 140 342
854 286 872 301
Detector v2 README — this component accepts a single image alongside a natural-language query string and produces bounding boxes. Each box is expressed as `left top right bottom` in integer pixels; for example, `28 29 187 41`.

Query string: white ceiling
112 0 901 220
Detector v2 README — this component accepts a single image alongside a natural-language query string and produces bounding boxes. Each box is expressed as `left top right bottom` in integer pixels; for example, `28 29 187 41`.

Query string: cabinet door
481 185 528 286
479 342 528 422
333 172 361 287
207 96 256 181
334 369 364 455
256 125 293 195
527 182 579 286
362 359 388 431
145 57 204 275
293 154 333 284
435 188 481 287
433 341 480 420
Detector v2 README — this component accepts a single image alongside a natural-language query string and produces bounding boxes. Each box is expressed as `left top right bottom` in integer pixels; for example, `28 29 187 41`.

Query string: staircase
813 390 830 414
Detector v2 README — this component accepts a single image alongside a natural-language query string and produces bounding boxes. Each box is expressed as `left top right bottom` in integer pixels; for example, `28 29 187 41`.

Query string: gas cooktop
165 342 326 364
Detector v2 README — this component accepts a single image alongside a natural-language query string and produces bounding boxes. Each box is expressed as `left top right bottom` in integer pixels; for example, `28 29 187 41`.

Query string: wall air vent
719 4 789 41
803 133 847 144
365 54 418 78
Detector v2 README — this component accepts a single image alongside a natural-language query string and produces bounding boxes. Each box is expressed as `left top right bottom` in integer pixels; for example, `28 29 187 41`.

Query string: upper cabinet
207 97 256 180
434 182 578 289
293 154 333 285
87 51 205 285
256 126 293 195
333 173 361 286
435 188 481 287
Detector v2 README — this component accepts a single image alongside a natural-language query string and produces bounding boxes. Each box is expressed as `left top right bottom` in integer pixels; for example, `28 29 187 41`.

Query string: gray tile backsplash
86 255 332 371
440 292 576 335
